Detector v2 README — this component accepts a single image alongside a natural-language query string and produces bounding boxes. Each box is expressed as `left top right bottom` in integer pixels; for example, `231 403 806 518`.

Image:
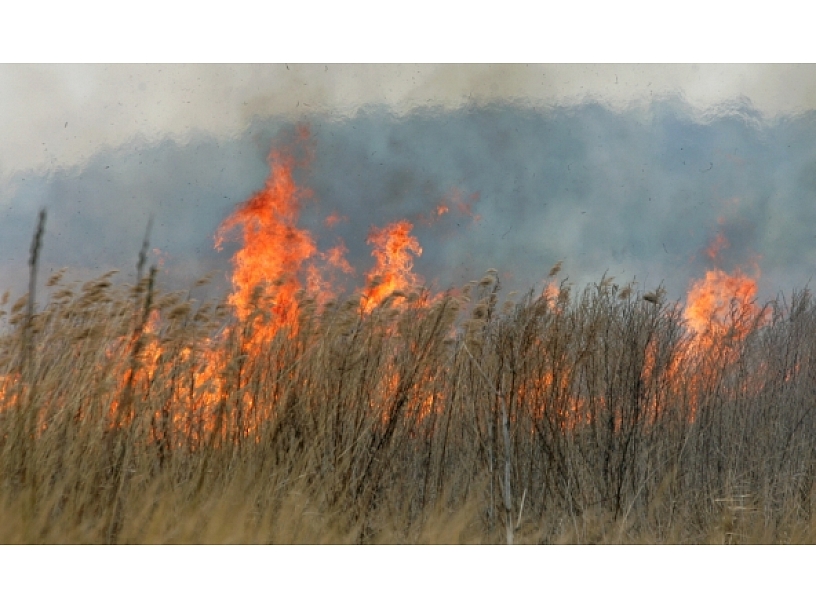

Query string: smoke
5 65 816 184
2 96 816 307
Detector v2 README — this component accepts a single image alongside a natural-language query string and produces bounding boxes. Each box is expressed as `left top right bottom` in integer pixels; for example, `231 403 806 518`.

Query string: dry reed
4 223 816 543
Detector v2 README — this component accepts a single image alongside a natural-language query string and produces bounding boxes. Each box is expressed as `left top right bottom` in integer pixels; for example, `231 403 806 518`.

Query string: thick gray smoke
2 98 816 306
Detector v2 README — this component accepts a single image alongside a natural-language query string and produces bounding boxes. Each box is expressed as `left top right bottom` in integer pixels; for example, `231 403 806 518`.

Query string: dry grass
4 239 816 544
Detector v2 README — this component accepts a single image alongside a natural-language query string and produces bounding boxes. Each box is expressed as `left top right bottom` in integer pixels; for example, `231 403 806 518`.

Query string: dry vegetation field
4 256 816 543
4 151 816 544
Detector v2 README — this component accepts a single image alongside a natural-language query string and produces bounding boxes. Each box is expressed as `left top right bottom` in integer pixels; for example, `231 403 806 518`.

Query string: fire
215 134 434 328
675 229 767 422
214 145 316 334
542 281 560 306
684 230 763 342
305 240 355 305
326 240 354 275
362 220 423 312
684 268 760 339
185 135 437 438
417 189 481 227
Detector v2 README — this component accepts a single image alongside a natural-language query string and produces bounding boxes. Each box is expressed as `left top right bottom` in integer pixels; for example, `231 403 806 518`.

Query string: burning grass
4 256 816 543
4 140 816 544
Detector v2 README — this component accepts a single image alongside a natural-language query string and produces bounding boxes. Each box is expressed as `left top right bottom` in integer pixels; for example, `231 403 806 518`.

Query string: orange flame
685 228 762 342
214 146 316 333
56 133 482 446
326 240 354 276
684 268 760 339
542 281 560 305
362 220 422 312
678 230 766 422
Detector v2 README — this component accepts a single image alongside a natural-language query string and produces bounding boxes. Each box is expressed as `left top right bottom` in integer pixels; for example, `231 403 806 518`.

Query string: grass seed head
46 268 68 287
472 301 489 320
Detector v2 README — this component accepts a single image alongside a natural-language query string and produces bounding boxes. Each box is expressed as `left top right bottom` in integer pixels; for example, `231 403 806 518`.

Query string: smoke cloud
3 69 816 307
5 65 816 181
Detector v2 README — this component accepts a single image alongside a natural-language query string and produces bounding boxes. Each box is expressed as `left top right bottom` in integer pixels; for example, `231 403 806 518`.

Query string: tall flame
678 229 765 422
684 231 762 342
362 220 422 311
216 136 439 326
214 146 316 333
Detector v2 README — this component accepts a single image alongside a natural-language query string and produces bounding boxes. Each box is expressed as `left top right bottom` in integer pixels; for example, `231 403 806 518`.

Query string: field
3 151 816 544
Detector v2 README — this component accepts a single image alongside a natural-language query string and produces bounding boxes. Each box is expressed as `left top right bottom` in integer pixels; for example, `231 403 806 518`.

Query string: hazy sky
5 65 816 180
3 64 816 304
